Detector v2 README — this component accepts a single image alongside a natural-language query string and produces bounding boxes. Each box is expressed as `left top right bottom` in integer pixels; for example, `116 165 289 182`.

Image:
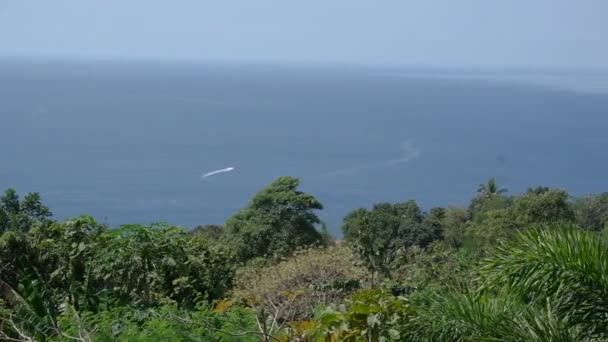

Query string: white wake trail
323 140 421 177
201 167 235 179
387 141 420 165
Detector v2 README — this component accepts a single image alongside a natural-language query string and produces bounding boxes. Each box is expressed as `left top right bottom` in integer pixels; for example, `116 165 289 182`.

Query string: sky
1 0 607 68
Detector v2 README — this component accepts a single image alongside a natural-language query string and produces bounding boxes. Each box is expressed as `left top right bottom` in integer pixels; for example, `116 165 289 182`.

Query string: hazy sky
1 1 607 68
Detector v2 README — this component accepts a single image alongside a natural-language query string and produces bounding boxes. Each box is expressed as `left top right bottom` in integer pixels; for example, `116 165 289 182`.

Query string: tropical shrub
389 242 476 295
342 201 442 284
481 225 608 338
573 193 608 231
232 246 367 323
405 225 608 341
52 303 259 342
312 289 408 342
91 223 235 308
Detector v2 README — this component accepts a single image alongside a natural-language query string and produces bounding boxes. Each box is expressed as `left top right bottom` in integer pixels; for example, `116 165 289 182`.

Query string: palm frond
404 289 522 341
481 225 608 336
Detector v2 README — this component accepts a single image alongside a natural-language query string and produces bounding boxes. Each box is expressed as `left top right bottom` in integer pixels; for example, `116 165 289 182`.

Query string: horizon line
2 54 608 73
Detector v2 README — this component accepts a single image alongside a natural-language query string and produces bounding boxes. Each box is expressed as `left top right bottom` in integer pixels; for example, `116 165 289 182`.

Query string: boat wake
201 167 235 180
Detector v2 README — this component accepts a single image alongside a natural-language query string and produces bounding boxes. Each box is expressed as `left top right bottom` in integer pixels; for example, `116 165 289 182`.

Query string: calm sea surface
1 61 607 235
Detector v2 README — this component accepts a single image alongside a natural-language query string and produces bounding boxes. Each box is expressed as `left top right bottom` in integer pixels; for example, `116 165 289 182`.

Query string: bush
312 289 409 342
92 224 236 308
389 242 477 296
53 303 259 342
232 246 368 323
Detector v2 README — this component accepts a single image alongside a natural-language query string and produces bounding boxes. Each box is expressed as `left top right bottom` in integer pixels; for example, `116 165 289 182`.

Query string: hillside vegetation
1 176 608 341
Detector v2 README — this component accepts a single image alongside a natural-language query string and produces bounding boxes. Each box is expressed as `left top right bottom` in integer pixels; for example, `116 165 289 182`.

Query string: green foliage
1 189 21 215
573 193 608 231
0 229 30 289
466 207 519 253
481 225 608 337
226 176 326 262
478 177 508 198
465 185 576 255
405 290 522 341
92 223 235 307
390 242 477 296
52 303 259 342
4 180 608 341
30 216 105 312
441 207 469 248
313 289 408 342
511 188 574 225
404 225 608 341
0 188 52 233
342 201 442 282
469 178 510 222
190 224 225 240
418 207 446 247
233 246 367 323
405 290 588 342
1 212 236 340
6 272 58 340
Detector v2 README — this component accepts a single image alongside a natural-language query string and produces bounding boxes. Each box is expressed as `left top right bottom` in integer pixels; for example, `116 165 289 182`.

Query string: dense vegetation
1 175 608 341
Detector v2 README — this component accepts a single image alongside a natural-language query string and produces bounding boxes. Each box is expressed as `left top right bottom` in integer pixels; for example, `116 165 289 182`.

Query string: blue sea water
1 61 607 235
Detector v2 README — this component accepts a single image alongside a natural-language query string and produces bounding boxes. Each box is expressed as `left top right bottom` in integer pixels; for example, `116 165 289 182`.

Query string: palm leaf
481 225 608 337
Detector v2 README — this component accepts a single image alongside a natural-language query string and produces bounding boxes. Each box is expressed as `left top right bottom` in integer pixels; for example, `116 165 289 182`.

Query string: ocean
1 60 607 235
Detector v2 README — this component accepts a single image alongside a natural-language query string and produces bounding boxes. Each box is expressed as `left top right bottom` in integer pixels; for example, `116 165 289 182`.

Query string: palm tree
405 225 608 341
477 178 507 198
482 225 608 338
404 290 587 342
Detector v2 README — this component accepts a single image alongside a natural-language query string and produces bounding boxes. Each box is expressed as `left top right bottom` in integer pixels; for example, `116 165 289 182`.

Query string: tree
441 207 469 248
390 242 474 295
232 246 367 324
404 225 608 341
342 201 436 284
190 224 225 240
418 207 445 247
467 186 575 254
573 193 608 232
526 186 550 195
404 290 586 341
28 216 105 313
225 176 325 262
467 207 519 253
477 177 507 199
1 217 237 339
469 178 510 223
0 188 20 215
93 223 235 307
0 216 102 341
481 225 608 338
511 188 574 225
0 188 52 233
